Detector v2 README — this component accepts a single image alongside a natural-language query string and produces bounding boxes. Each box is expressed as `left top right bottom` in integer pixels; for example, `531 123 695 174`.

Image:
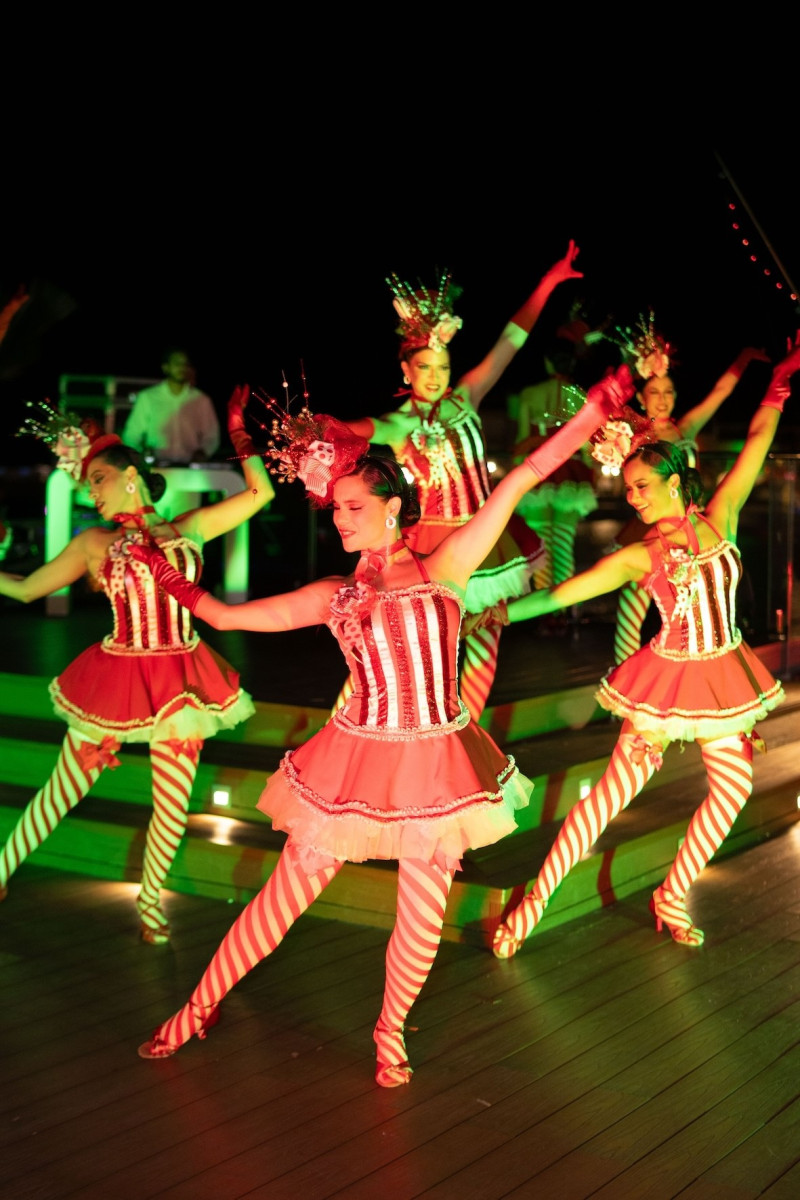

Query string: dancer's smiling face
401 347 451 405
623 455 681 524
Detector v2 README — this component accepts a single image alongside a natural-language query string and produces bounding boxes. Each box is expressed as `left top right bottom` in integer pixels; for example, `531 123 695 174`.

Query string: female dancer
131 368 628 1083
0 388 274 943
341 242 583 720
490 335 799 959
611 323 769 664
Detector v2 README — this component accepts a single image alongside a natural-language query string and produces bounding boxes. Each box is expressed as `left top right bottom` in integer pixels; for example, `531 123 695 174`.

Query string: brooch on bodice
666 546 700 619
410 419 460 485
106 531 150 597
329 580 377 646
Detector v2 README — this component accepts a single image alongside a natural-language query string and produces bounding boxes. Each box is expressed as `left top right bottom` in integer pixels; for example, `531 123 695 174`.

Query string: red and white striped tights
613 580 652 665
137 741 201 939
0 729 200 942
501 730 662 944
0 729 109 890
500 731 754 947
146 846 455 1083
663 734 754 899
459 620 504 722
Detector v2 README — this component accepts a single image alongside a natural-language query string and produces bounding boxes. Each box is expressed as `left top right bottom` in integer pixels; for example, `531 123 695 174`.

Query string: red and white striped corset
328 581 466 733
646 537 744 659
99 534 203 654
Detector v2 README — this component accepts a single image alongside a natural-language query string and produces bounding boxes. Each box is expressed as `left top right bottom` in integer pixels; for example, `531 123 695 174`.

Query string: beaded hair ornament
387 269 464 353
17 401 121 482
253 383 369 508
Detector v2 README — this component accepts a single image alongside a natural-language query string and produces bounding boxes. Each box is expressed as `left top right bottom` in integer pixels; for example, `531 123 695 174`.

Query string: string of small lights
715 151 800 315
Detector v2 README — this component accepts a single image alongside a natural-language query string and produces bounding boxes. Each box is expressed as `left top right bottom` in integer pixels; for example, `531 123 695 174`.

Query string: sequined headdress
18 401 121 482
609 310 674 383
254 389 369 508
387 269 464 354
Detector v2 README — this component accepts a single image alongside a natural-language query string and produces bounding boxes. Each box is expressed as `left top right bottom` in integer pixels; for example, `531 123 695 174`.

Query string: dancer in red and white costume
132 371 627 1084
339 244 583 721
491 334 800 958
0 389 273 943
608 317 770 665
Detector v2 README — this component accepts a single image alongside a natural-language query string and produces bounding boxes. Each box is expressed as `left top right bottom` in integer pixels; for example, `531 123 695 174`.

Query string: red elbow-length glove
524 364 634 482
126 542 209 615
227 383 259 459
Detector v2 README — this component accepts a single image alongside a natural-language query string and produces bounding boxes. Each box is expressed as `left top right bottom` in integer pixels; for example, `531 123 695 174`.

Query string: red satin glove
228 384 258 459
525 365 634 482
761 380 792 413
761 333 800 412
126 542 209 614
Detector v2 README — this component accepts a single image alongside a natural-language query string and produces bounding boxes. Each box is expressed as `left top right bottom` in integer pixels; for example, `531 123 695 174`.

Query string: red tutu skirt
597 637 784 743
257 706 532 872
50 638 255 744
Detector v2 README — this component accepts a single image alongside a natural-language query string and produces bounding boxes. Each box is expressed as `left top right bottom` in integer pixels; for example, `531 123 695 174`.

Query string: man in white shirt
122 347 220 464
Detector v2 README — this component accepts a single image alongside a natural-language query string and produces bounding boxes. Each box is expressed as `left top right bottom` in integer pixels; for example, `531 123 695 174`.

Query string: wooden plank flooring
2 588 799 1199
3 825 800 1200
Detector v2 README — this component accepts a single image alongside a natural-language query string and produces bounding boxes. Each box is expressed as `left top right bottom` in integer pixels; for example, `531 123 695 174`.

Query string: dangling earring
669 486 679 499
385 515 397 530
126 480 136 495
402 374 410 385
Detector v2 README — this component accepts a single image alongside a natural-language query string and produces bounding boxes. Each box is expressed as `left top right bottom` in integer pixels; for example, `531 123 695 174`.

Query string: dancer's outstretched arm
457 241 584 411
678 345 770 444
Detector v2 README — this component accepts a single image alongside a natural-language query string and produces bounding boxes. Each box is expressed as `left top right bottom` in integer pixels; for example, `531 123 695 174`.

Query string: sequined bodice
385 396 491 524
99 534 203 653
645 536 742 658
328 581 464 731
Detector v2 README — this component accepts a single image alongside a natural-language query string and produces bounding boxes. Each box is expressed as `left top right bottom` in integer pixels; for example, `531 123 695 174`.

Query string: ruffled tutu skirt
597 638 785 743
257 706 533 872
50 638 255 744
406 514 546 612
516 478 598 524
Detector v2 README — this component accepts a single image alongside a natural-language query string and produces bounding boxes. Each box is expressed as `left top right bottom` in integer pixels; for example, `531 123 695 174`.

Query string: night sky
2 142 798 456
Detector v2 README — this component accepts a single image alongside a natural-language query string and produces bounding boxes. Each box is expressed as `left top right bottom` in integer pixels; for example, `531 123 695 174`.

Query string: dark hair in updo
350 451 421 527
399 338 445 363
625 440 705 508
94 443 167 503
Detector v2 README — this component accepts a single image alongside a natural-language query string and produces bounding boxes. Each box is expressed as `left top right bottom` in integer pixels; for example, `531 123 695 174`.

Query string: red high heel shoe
373 1017 413 1087
650 885 704 947
492 886 546 959
137 1001 220 1059
138 898 170 946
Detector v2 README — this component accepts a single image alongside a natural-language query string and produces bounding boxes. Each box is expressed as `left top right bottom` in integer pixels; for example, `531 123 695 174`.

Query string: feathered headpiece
256 391 369 508
609 310 674 383
387 269 464 354
589 403 660 471
17 401 121 482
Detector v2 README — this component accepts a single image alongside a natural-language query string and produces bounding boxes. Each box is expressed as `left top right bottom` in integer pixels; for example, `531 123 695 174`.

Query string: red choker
355 539 408 584
111 506 156 530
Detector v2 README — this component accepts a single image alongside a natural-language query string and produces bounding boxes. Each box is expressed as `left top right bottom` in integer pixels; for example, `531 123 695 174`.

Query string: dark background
2 143 798 448
0 139 797 632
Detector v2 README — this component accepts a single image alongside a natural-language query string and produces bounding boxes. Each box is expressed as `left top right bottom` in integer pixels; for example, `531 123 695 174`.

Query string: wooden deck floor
3 831 800 1200
2 596 800 1199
